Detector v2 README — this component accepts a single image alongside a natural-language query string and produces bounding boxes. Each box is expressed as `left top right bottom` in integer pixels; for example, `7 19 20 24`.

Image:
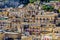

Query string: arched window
43 18 45 22
47 18 49 20
40 18 42 20
32 15 35 17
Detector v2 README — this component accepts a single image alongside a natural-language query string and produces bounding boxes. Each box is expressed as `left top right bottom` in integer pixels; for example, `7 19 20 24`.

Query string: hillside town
0 0 60 40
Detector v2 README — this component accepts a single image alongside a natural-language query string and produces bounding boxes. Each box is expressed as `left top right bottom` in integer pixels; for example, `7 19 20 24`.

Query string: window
49 25 51 26
40 24 46 27
32 15 35 17
56 23 60 26
41 12 43 15
40 18 42 22
5 38 14 40
58 14 60 17
40 18 42 20
43 18 45 20
33 38 38 40
36 18 38 20
47 18 49 20
24 25 29 30
43 18 45 22
24 18 28 22
54 31 59 33
16 38 21 40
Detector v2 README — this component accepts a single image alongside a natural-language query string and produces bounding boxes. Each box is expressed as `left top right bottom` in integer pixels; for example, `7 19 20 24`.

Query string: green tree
40 0 50 2
29 0 37 3
58 0 60 2
50 0 57 1
42 5 54 12
58 9 60 13
45 0 50 2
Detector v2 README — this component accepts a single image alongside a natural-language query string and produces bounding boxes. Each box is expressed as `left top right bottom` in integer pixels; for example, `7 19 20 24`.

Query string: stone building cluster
0 2 60 40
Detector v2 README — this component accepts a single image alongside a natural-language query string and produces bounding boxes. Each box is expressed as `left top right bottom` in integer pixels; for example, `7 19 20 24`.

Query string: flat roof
4 32 19 34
